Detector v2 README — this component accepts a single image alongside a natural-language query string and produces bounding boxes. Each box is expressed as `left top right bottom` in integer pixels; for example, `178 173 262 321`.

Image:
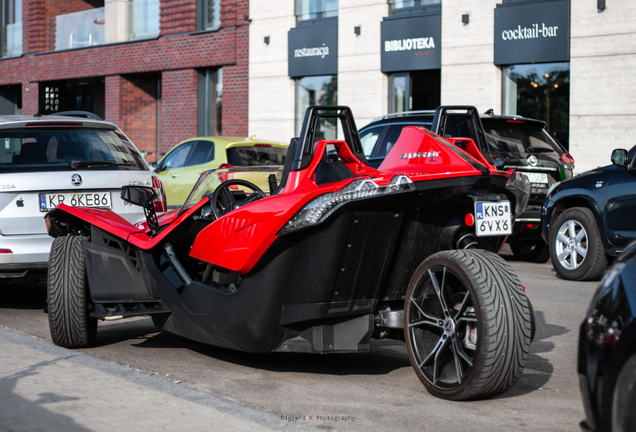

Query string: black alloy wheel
404 249 532 400
47 236 97 348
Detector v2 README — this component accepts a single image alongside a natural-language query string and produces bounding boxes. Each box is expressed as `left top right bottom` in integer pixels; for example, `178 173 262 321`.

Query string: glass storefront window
388 0 440 16
295 0 338 24
503 62 570 148
198 69 222 136
390 73 409 113
55 8 105 51
197 0 221 30
128 0 160 40
295 75 337 138
389 70 440 113
1 0 21 58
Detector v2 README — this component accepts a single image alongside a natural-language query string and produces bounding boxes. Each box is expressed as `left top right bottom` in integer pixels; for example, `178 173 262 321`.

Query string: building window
197 0 221 31
198 69 222 136
0 0 21 58
389 70 440 113
295 75 337 138
502 62 570 149
388 0 441 17
55 8 105 51
128 0 160 40
295 0 338 25
39 78 106 119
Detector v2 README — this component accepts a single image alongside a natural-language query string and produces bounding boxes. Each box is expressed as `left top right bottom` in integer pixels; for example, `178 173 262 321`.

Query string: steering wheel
211 179 266 219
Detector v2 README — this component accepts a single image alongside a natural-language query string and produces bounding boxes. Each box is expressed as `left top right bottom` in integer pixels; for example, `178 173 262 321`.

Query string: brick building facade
0 0 249 162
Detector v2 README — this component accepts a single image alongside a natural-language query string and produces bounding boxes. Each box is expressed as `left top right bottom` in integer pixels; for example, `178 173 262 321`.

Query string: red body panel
56 200 210 249
378 127 486 178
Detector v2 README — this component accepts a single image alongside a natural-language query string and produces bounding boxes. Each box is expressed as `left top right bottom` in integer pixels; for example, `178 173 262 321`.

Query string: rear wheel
47 236 97 348
404 249 532 400
549 207 607 281
510 240 550 263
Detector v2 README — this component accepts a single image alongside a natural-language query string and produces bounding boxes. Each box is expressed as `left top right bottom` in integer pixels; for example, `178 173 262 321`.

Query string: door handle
171 174 178 178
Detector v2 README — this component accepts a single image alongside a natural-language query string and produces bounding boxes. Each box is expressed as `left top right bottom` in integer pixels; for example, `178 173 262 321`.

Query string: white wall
440 0 501 113
248 1 296 143
337 0 387 128
569 2 636 173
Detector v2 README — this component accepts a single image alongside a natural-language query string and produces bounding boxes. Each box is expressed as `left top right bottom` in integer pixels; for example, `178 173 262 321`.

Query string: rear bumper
510 204 543 242
0 233 52 278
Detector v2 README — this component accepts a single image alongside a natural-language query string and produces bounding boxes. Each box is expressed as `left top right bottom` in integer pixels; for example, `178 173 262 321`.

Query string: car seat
13 141 48 164
57 141 87 161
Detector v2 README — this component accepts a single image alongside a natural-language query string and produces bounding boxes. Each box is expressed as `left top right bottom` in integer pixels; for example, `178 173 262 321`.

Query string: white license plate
524 172 549 184
475 201 512 237
40 192 112 212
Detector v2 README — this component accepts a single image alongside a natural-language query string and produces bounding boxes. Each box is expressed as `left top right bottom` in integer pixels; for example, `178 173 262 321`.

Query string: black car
359 109 574 262
541 145 636 281
578 239 636 431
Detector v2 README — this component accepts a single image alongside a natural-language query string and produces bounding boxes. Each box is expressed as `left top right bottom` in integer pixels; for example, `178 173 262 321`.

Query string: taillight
218 163 234 169
152 175 167 212
559 152 575 164
254 143 272 147
0 249 12 254
525 222 539 229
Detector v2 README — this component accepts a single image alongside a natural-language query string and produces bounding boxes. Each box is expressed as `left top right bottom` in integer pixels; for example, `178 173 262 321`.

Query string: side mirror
121 186 156 206
611 149 628 168
121 186 160 233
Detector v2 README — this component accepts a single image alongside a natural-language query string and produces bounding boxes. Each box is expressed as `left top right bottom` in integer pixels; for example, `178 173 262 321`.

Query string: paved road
0 250 599 431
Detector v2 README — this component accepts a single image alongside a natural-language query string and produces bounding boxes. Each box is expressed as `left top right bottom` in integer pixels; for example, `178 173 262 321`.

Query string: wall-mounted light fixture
462 14 469 25
597 0 606 11
354 26 361 36
264 36 270 45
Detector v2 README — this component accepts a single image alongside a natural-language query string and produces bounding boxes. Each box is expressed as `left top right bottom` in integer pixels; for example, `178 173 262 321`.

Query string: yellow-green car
155 136 288 208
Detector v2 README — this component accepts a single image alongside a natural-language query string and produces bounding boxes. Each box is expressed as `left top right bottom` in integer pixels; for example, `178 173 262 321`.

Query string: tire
612 354 636 432
510 240 550 263
47 236 97 348
404 249 532 401
549 207 607 281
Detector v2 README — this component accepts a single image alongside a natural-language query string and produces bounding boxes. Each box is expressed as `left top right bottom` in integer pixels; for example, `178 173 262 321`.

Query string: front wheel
47 236 97 348
404 249 532 400
549 207 607 281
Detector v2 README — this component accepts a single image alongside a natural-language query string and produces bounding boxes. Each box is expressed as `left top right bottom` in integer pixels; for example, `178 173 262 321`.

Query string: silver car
0 113 166 281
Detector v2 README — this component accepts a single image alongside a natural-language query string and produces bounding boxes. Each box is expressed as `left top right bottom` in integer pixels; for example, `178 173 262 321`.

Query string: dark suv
542 145 636 281
359 109 574 262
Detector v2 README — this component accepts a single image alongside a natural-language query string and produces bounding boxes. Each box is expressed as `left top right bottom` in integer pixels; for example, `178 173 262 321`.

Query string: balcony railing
2 22 22 57
55 8 105 51
128 0 160 40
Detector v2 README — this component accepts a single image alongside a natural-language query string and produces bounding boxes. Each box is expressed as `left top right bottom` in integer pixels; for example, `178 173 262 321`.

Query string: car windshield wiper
70 161 133 168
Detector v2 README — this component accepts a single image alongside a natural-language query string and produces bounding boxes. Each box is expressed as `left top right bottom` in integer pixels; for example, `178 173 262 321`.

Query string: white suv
0 113 166 281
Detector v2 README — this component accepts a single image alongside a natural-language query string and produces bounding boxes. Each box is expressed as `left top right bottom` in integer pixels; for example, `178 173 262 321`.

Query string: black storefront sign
381 14 441 73
494 0 569 65
288 23 338 78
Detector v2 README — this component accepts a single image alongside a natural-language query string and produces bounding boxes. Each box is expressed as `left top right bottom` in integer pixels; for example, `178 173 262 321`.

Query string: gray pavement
0 326 315 432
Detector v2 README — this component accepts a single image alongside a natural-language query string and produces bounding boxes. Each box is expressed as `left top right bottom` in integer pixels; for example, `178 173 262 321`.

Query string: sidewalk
0 327 315 432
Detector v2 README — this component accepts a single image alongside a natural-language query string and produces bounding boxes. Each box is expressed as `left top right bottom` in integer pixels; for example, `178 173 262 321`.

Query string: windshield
226 146 287 166
482 120 563 156
178 165 284 217
0 128 147 173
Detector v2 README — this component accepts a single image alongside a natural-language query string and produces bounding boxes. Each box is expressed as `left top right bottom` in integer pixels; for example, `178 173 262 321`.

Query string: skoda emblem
527 155 539 167
71 174 83 186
